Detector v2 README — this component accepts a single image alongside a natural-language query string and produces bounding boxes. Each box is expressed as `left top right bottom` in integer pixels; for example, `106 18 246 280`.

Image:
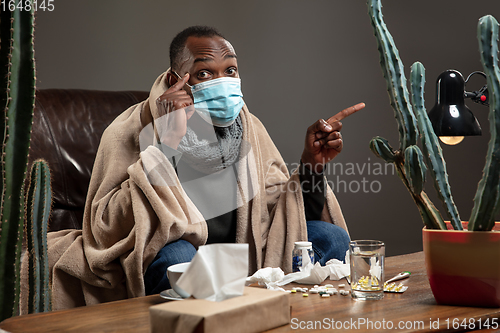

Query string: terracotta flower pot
423 222 500 307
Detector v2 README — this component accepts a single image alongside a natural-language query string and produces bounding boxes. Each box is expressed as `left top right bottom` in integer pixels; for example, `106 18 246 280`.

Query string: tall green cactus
410 62 463 230
25 159 52 313
469 15 500 231
367 0 419 151
367 0 460 230
0 7 36 321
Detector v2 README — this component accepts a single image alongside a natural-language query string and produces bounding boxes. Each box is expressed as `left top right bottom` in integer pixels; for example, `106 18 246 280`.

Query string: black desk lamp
427 69 488 145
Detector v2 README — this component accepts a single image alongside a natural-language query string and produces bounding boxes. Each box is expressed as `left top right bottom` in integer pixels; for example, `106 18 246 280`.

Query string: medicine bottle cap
294 241 312 249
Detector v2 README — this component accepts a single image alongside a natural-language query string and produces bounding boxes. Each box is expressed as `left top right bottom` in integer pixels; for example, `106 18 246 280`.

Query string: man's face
176 36 239 86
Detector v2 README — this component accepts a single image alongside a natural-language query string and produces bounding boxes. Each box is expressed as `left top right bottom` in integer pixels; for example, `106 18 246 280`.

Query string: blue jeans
143 220 350 295
306 220 350 265
144 239 197 295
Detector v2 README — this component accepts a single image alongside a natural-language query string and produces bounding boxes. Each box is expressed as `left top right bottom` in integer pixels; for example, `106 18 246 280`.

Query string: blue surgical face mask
173 72 244 127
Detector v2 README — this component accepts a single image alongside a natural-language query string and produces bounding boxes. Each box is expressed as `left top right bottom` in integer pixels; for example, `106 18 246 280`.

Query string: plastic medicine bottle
292 241 314 272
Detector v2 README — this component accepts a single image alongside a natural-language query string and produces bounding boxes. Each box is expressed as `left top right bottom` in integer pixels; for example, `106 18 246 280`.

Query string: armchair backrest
28 89 149 231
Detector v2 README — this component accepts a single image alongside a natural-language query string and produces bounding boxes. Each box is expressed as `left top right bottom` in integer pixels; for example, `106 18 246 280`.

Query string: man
45 26 364 309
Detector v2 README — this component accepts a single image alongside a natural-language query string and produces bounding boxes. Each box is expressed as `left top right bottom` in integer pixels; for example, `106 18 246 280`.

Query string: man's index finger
327 102 366 123
169 73 190 92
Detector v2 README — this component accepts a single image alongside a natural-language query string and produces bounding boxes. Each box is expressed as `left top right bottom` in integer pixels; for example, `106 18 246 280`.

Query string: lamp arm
465 71 487 82
465 71 489 106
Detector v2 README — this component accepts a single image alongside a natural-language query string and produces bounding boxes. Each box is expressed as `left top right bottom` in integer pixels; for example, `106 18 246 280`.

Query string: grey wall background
35 0 500 256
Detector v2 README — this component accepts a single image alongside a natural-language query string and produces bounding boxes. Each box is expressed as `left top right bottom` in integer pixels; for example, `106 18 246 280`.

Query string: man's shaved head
169 26 225 71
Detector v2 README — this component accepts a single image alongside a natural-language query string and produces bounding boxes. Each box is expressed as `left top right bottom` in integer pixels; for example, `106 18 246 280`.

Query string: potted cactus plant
367 0 500 307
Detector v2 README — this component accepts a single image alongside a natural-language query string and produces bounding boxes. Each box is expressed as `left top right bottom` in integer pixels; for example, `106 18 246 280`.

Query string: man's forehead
178 36 236 67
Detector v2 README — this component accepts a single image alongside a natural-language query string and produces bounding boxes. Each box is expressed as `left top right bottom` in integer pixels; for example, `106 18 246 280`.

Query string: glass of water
349 240 385 300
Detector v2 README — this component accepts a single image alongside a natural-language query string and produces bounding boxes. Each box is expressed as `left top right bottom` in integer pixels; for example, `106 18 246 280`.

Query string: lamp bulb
439 136 464 145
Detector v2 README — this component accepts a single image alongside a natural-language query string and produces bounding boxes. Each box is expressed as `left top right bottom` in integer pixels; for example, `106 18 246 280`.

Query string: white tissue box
149 287 290 333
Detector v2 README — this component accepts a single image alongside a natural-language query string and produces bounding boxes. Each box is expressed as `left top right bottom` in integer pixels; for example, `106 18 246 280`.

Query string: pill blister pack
383 282 408 293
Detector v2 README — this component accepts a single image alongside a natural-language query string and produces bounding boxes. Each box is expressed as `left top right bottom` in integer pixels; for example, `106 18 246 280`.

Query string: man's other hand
301 102 365 173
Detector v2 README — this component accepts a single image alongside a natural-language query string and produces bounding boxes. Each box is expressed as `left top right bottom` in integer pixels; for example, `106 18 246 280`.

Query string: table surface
2 252 500 333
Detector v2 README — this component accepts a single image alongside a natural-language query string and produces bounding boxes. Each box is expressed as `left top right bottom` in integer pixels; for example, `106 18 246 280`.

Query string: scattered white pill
321 294 330 298
338 284 346 288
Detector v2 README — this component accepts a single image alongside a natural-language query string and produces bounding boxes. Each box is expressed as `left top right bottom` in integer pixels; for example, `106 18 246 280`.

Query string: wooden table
2 252 500 332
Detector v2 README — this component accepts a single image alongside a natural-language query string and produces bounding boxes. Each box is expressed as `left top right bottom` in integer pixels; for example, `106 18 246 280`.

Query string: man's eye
226 68 237 76
198 71 211 79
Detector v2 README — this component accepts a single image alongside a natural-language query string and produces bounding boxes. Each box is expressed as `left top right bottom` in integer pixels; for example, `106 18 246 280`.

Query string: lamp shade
428 70 482 137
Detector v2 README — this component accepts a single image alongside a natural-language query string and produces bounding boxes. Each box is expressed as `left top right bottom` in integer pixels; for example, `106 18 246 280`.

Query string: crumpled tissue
368 256 382 279
246 250 350 290
176 243 249 302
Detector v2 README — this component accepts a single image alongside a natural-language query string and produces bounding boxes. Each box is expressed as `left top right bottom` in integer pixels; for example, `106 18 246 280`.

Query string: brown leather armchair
28 89 149 231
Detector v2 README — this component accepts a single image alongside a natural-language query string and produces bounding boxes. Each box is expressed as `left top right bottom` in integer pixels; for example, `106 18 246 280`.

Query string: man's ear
165 70 178 88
